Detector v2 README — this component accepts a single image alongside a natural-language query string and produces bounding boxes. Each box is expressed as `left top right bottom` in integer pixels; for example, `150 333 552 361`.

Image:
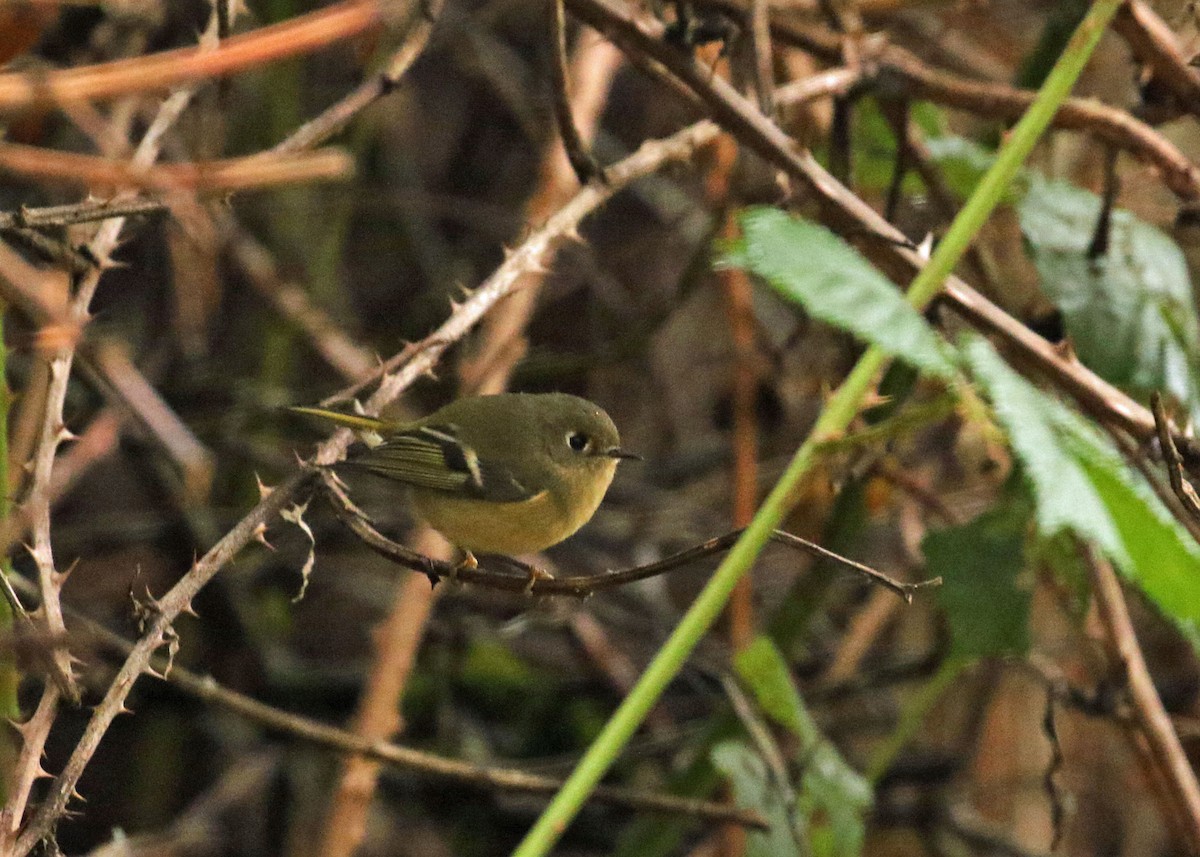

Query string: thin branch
1111 0 1200 121
747 0 774 116
2 551 761 830
0 143 353 193
170 664 769 828
1151 391 1200 521
222 220 378 383
1082 542 1200 854
0 197 168 230
271 0 445 155
322 471 938 601
10 111 740 856
9 26 215 848
549 0 608 184
698 0 1200 201
12 585 761 832
0 0 383 112
565 0 1200 474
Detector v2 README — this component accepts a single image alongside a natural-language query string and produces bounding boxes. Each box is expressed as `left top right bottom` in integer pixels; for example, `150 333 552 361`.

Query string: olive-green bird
292 393 638 566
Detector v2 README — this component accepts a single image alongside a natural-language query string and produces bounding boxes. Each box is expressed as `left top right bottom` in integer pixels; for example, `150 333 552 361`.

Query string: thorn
562 226 584 244
255 473 274 501
253 522 274 551
180 601 199 618
448 298 462 312
56 425 78 443
1052 337 1077 362
916 233 934 259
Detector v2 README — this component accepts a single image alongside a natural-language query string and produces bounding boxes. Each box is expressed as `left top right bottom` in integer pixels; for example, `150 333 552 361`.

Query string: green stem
511 3 1121 853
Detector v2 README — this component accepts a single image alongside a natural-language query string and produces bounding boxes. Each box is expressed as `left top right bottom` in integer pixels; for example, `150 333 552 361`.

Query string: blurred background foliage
5 0 1200 855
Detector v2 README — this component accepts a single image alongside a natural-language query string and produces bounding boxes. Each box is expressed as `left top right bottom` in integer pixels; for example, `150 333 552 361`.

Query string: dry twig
9 110 742 857
1083 543 1200 854
1151 391 1200 522
322 471 938 601
564 0 1200 474
0 0 383 112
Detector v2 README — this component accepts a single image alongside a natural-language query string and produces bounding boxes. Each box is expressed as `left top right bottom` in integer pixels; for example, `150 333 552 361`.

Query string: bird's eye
566 432 591 453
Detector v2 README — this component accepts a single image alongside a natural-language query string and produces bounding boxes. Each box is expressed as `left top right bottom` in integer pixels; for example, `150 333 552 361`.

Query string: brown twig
1111 0 1200 121
271 0 445 155
0 143 353 193
0 574 762 833
747 0 775 116
1151 391 1200 522
223 220 378 384
459 32 623 395
321 34 620 853
7 26 216 850
322 472 938 601
0 0 383 112
549 0 609 185
697 0 1200 201
318 527 448 857
564 0 1200 474
10 110 740 857
169 661 769 828
87 341 215 506
0 197 168 230
1082 542 1200 854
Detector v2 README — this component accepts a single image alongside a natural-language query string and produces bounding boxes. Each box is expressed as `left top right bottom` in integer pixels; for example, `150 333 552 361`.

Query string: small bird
292 393 639 578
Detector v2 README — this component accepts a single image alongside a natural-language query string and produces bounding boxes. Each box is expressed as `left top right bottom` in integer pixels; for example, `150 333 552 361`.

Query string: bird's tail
288 406 393 433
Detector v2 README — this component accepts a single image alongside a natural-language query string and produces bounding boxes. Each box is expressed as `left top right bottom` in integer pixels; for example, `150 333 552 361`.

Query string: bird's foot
523 565 554 595
449 550 478 585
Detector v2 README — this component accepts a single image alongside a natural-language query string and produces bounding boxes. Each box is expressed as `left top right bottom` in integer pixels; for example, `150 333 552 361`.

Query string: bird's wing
348 423 535 502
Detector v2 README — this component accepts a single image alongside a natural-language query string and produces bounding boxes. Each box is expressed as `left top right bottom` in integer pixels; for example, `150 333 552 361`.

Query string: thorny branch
700 0 1200 200
0 572 765 831
3 39 216 853
10 0 1200 849
7 106 755 856
564 0 1200 473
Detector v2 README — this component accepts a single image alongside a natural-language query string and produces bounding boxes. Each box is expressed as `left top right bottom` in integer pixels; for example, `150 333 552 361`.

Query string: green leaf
735 638 870 857
924 483 1032 659
711 741 805 857
725 207 956 379
735 637 817 741
1018 177 1200 421
962 334 1200 643
962 335 1115 551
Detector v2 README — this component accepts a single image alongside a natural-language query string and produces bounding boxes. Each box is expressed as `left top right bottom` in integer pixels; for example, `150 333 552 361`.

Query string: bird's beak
604 447 642 461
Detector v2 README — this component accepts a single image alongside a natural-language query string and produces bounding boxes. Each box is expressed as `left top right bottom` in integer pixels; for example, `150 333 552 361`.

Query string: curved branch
321 470 938 601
